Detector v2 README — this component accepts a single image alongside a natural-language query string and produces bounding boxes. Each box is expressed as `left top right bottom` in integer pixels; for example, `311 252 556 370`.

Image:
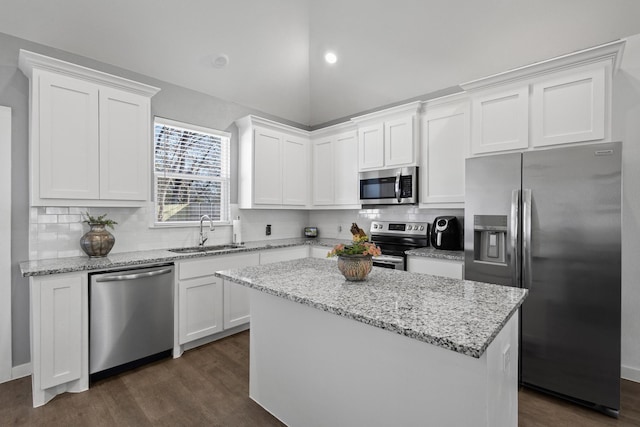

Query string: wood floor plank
1 330 638 426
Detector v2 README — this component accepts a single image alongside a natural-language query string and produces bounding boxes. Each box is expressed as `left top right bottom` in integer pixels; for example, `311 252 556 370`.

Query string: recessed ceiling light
212 54 229 69
324 52 337 64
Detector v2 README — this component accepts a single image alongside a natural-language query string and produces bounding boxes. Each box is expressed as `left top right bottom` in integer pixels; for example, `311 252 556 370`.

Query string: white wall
614 34 640 382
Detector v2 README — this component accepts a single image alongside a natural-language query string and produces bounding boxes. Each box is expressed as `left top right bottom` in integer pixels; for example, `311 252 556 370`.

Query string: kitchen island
216 258 527 427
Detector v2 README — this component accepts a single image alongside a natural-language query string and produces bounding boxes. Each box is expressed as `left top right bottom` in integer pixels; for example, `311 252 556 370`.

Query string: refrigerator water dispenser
473 215 507 264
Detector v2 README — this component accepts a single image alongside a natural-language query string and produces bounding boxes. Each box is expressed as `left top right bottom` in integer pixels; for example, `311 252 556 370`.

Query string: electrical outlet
266 224 271 236
502 344 511 373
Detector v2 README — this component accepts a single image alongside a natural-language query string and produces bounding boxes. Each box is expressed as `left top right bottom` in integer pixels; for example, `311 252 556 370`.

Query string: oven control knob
373 224 379 229
407 225 413 230
419 226 424 231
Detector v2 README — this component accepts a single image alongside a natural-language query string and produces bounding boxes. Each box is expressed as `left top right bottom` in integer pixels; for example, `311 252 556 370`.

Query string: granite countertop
216 258 527 358
19 238 345 277
405 247 464 261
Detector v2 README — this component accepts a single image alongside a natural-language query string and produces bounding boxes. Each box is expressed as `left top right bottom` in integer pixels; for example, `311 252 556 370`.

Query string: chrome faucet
199 215 215 246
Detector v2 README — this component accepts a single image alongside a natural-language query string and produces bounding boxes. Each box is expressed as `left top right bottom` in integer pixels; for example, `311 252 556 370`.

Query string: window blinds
154 118 230 224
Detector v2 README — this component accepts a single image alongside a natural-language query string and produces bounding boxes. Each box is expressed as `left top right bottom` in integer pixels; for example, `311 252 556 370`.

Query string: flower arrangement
327 223 382 258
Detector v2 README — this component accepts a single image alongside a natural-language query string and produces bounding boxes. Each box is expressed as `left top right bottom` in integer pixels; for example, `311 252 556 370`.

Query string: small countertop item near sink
215 257 527 358
405 247 464 262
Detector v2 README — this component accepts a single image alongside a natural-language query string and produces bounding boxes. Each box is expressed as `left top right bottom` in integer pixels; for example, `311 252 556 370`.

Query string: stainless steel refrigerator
464 142 621 416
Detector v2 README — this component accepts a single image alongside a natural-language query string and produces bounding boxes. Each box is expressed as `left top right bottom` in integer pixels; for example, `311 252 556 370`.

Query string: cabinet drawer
178 252 260 280
260 246 309 264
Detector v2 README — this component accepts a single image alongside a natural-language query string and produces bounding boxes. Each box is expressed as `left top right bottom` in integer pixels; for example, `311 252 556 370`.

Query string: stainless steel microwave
359 167 418 205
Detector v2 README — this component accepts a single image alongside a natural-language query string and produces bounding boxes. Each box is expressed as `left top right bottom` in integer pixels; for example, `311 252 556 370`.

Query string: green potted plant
80 212 118 257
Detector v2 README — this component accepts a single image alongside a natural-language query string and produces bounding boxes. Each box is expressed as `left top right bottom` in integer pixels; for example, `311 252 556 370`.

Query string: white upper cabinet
18 50 160 206
420 95 470 208
531 65 605 147
470 85 529 154
358 123 384 169
461 40 625 155
236 115 310 209
312 137 334 205
282 134 308 205
253 127 283 205
311 123 360 208
99 87 151 201
352 102 421 171
333 131 359 205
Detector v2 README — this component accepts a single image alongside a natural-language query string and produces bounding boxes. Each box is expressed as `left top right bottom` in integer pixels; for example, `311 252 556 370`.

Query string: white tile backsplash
308 206 464 239
29 203 309 260
28 202 463 260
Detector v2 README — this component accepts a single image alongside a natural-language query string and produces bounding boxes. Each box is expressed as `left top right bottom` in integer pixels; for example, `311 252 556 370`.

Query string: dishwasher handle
94 268 173 283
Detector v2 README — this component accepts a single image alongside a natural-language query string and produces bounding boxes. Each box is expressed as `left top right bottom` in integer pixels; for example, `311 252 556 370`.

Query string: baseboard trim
11 362 31 381
621 365 640 383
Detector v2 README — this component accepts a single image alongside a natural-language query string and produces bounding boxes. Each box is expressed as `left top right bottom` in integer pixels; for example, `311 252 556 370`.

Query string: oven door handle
395 171 401 202
373 255 403 263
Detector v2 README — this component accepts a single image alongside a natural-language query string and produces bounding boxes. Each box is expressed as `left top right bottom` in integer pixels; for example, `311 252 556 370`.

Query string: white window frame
153 116 231 227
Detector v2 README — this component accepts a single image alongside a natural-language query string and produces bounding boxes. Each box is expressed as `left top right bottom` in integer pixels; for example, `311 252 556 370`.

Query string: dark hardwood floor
1 331 638 426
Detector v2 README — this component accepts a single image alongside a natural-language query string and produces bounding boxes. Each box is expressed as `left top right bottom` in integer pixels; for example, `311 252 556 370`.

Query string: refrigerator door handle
522 189 533 289
510 189 520 287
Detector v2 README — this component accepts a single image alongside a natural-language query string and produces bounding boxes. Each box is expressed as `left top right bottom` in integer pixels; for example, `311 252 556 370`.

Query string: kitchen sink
168 244 245 254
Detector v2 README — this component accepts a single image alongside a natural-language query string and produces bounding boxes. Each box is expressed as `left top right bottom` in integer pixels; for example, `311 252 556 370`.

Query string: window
153 117 230 225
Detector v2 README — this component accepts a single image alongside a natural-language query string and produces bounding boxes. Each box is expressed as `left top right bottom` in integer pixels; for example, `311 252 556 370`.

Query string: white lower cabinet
179 275 224 344
310 246 334 260
177 252 260 345
406 256 464 280
30 272 88 407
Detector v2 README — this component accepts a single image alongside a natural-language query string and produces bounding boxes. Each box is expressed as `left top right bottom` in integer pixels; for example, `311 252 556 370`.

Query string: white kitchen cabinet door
531 67 606 147
222 253 260 329
420 101 469 207
260 246 309 264
312 137 334 205
358 123 384 170
179 276 224 344
32 273 84 390
38 71 100 200
385 116 415 167
334 132 359 205
223 281 251 329
471 86 529 154
406 257 463 279
253 127 283 205
282 135 308 206
99 87 150 200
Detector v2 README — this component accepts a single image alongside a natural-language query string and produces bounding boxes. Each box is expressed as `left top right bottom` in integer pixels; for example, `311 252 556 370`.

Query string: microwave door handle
395 171 401 202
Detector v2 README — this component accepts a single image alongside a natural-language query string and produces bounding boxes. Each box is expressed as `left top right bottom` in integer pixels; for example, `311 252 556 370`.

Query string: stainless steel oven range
369 221 429 271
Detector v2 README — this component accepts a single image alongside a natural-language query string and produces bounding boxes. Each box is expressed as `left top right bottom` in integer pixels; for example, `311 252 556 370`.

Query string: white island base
249 290 519 427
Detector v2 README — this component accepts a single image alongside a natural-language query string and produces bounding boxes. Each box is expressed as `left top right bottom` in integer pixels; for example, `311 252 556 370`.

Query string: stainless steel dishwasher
90 264 174 377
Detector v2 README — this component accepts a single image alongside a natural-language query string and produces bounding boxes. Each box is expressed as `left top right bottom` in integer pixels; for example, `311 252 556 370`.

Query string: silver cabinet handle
510 189 520 287
95 268 173 282
395 171 401 202
522 189 532 290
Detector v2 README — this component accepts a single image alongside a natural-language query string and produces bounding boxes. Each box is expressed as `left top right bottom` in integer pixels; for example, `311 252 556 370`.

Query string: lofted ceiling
1 0 640 127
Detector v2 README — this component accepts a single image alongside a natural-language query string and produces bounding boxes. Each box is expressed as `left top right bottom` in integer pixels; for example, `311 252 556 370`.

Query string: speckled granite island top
216 258 527 358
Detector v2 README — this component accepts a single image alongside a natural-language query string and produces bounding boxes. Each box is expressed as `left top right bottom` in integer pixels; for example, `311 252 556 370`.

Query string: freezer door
521 142 621 412
464 152 521 287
